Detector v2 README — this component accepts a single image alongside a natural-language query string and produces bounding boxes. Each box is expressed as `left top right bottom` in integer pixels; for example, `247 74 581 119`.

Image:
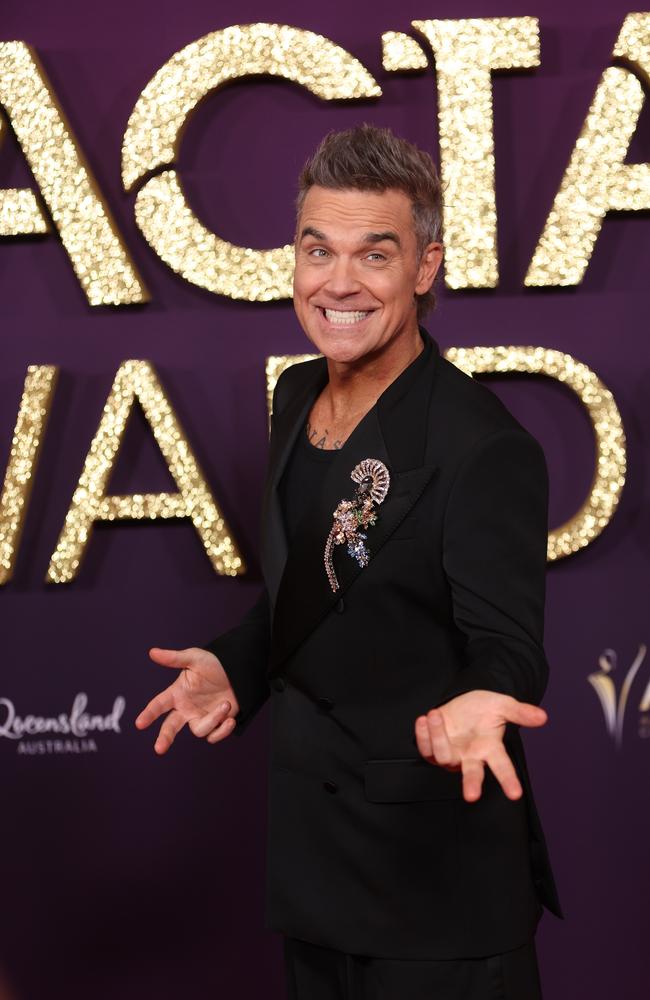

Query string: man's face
293 185 441 366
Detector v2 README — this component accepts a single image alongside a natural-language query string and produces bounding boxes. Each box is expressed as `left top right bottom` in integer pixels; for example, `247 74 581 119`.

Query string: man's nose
324 257 362 297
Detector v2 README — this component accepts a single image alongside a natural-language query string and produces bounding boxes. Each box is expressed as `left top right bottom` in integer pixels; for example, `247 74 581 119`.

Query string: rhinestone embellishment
324 459 390 592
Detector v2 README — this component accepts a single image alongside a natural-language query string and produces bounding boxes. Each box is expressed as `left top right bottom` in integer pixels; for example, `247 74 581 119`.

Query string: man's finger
190 702 231 738
461 758 485 802
149 647 195 670
154 709 186 755
135 689 173 730
415 716 433 759
486 747 523 800
502 700 548 729
206 717 236 744
426 710 458 767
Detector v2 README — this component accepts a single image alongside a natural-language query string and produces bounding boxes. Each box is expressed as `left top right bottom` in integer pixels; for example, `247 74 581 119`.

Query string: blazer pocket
363 757 463 803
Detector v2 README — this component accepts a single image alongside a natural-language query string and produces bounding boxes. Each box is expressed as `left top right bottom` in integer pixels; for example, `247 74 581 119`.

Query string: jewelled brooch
324 459 390 592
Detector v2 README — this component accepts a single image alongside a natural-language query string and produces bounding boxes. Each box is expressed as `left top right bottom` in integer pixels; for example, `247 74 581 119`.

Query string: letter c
121 23 381 301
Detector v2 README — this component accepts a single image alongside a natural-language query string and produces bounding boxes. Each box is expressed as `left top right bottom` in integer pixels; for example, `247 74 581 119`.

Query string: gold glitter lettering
446 346 626 560
122 23 381 301
526 13 650 286
0 102 49 235
413 18 540 289
0 187 49 235
381 32 428 73
0 110 48 234
0 42 148 304
0 366 58 584
47 361 244 583
265 353 318 428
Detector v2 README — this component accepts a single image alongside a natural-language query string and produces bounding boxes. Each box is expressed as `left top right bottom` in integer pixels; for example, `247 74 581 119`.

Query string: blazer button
336 598 345 614
317 697 334 712
271 677 286 692
323 779 339 794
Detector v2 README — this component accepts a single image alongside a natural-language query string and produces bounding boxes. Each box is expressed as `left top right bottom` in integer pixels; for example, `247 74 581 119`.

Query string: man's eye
309 247 328 258
367 252 386 262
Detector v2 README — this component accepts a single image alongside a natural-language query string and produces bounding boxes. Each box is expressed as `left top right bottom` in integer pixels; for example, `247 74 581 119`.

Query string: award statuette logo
588 644 647 746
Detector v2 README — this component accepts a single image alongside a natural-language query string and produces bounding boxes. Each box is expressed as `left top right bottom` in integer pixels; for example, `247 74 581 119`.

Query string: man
136 125 560 999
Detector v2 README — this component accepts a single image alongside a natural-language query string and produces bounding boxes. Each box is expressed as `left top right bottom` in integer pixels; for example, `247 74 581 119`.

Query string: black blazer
208 329 561 960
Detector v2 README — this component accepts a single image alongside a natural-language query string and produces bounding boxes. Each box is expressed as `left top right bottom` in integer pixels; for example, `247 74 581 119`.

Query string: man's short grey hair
296 124 443 318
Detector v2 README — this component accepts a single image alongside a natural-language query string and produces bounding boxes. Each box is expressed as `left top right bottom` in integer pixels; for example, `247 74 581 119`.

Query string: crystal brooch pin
324 458 390 593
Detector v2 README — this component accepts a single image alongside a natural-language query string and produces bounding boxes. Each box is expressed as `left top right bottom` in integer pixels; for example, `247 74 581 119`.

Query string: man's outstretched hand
135 647 240 754
415 690 547 803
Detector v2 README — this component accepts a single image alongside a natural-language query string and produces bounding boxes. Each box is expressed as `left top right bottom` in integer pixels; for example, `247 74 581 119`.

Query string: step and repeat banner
1 1 648 998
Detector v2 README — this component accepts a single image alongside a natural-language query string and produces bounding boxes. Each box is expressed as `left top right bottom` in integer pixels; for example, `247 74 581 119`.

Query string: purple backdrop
1 2 648 998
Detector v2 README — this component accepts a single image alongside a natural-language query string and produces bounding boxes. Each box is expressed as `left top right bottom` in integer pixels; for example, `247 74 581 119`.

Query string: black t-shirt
279 426 342 546
278 329 432 547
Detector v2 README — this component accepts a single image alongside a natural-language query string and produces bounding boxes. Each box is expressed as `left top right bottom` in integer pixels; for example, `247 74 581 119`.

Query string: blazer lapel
261 360 328 612
268 330 442 674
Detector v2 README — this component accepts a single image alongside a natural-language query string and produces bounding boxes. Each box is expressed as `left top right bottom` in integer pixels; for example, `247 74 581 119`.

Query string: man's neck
324 328 424 421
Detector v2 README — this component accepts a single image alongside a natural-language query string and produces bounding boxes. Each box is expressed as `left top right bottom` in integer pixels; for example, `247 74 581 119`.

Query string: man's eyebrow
363 231 401 247
298 227 401 246
300 226 327 241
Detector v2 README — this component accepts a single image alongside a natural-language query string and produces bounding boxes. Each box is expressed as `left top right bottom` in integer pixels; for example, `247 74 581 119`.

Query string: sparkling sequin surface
0 366 57 584
0 186 48 235
447 346 626 560
413 18 540 289
122 23 381 300
0 42 148 304
381 32 428 72
46 361 244 583
526 13 650 286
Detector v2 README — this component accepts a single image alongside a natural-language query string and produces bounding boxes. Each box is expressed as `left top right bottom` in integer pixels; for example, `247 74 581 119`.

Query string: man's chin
301 322 376 363
307 335 370 366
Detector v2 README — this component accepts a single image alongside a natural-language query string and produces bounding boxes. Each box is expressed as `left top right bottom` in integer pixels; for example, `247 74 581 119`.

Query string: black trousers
283 936 543 1000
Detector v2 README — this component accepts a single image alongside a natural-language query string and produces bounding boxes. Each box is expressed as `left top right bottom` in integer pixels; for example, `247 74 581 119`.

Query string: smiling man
137 125 560 1000
294 184 438 454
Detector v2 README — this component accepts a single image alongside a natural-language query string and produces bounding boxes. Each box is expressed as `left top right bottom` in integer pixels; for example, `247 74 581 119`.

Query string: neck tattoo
306 421 344 450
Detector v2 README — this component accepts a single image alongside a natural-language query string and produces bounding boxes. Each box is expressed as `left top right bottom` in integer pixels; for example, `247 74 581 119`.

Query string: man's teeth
324 309 370 326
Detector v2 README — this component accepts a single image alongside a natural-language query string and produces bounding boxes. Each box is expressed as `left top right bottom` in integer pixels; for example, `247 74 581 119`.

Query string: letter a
47 361 244 582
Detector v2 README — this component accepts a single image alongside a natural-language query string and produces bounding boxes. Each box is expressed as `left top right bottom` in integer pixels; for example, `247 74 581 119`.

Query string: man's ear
415 242 443 294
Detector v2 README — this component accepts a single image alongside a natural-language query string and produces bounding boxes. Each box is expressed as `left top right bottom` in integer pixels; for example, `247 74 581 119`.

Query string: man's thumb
149 646 192 669
507 700 548 728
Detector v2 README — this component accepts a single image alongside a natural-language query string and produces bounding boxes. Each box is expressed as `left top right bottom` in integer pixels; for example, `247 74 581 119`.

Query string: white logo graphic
588 644 647 746
0 692 126 755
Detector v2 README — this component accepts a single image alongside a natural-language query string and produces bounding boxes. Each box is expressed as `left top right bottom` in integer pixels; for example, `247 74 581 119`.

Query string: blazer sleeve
439 427 550 706
201 366 296 734
203 587 271 735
